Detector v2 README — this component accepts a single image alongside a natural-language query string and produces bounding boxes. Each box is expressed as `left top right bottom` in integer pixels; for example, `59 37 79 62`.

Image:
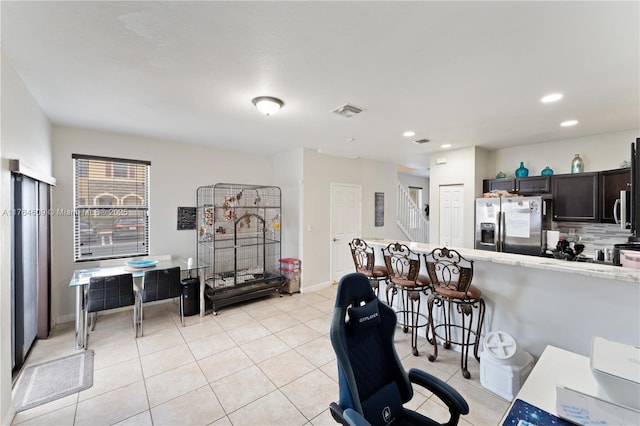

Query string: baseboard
300 280 332 293
55 313 75 325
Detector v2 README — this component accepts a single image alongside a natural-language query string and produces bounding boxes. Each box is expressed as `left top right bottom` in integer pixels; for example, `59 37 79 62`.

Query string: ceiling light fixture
561 120 578 127
403 131 416 137
252 96 284 116
441 144 452 148
541 93 563 103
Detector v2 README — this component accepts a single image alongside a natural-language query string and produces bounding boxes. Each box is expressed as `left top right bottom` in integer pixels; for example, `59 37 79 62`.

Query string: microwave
614 190 631 230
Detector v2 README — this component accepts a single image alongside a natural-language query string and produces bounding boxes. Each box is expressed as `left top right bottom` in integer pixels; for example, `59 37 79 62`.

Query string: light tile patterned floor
12 285 510 425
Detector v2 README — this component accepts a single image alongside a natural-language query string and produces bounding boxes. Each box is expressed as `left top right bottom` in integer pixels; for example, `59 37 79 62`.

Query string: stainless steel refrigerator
475 196 552 256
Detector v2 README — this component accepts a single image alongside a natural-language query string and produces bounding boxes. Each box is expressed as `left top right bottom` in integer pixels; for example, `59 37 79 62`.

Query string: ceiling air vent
331 103 363 118
412 138 431 144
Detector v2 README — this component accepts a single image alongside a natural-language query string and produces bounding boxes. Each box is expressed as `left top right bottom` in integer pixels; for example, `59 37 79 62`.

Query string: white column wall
1 52 53 426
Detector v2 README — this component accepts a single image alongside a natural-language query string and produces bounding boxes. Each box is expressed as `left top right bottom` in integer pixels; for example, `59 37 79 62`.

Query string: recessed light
561 120 578 127
541 93 563 103
441 144 452 148
403 131 416 137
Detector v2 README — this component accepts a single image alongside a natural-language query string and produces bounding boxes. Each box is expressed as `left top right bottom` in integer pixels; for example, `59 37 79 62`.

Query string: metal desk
69 257 207 349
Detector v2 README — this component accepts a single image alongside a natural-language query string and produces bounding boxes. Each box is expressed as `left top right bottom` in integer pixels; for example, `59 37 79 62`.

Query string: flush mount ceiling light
541 93 563 103
561 120 578 127
403 131 416 137
441 144 452 148
252 96 284 116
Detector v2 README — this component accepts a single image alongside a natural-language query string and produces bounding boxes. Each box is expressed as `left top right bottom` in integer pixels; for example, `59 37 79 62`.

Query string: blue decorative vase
496 171 507 179
515 161 529 177
541 166 554 176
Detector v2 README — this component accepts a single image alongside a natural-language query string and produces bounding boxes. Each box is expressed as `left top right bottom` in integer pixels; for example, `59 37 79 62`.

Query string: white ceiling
2 1 638 176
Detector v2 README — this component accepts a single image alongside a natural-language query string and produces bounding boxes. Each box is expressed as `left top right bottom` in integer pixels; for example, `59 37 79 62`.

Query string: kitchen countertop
366 239 640 284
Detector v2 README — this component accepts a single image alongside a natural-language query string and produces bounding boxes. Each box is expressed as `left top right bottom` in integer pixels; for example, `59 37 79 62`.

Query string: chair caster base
428 354 437 362
462 370 471 379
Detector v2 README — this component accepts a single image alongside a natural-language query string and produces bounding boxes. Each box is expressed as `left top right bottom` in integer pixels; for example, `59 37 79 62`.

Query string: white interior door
439 185 464 247
330 183 361 282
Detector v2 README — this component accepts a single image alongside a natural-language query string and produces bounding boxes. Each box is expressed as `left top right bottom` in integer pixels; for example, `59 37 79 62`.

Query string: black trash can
180 277 199 316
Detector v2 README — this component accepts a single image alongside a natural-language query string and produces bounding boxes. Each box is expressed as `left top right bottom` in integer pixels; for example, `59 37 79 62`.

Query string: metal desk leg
199 274 205 317
75 284 84 349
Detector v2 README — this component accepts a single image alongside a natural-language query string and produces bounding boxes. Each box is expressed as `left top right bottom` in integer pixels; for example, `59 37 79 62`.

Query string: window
73 154 150 261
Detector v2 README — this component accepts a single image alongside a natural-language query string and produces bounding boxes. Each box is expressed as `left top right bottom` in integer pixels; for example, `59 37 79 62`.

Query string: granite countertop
366 238 640 284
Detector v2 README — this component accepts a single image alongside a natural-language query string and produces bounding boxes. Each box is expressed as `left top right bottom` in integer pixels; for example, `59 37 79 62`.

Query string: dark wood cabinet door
484 178 515 193
600 168 631 223
517 176 551 194
552 172 599 221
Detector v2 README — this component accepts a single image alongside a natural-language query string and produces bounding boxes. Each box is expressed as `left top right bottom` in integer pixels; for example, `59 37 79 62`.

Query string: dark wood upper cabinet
483 176 550 194
552 172 599 222
516 176 551 194
600 168 631 223
484 178 515 193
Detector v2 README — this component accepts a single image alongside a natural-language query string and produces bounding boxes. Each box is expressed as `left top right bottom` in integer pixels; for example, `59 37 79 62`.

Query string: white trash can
479 331 534 401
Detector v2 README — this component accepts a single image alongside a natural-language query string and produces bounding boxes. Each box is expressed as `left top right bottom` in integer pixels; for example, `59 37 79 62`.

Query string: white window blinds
73 154 150 261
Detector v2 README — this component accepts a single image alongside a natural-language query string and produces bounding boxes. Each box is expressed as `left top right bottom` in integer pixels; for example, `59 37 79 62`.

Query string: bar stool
382 242 431 356
348 238 389 297
424 247 485 379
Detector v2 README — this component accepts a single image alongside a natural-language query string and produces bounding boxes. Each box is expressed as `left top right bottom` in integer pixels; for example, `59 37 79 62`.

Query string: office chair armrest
408 368 469 416
329 403 371 426
343 408 370 426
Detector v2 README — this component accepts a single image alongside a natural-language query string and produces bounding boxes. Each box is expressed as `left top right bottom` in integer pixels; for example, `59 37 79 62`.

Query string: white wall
50 126 276 324
0 52 53 426
273 148 303 261
428 146 480 249
301 149 406 288
489 129 638 178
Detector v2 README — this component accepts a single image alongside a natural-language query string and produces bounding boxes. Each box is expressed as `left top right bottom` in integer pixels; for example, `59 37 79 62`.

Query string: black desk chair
140 267 182 335
85 273 137 349
329 272 469 426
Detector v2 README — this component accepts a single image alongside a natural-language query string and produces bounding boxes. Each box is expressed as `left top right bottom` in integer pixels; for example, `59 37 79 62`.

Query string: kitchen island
367 239 639 359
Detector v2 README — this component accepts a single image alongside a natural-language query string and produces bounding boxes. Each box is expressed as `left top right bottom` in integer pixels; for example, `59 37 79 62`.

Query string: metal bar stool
424 247 485 379
382 242 432 356
348 238 389 297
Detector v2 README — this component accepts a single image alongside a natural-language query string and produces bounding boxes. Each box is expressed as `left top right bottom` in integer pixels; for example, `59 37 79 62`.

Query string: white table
69 257 207 349
502 345 640 425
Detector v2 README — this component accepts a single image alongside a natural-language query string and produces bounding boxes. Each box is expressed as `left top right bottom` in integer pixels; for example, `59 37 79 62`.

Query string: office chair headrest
334 273 377 309
348 300 381 329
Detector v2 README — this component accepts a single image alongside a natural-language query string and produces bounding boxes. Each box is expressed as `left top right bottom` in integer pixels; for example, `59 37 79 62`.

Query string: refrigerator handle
614 198 620 225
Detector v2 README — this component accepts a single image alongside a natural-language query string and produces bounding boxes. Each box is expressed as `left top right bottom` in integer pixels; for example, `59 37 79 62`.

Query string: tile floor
12 285 511 425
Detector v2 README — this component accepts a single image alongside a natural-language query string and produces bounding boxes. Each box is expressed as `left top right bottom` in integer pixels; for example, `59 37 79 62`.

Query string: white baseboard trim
301 281 333 293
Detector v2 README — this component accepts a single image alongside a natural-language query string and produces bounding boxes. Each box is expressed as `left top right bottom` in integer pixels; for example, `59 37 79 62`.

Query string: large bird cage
196 183 285 314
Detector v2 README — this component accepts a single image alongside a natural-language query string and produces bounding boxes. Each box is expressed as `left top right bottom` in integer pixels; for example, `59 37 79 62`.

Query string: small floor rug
13 350 94 413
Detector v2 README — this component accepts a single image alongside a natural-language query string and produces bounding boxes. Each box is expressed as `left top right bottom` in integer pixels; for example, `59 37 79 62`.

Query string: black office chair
140 267 182 335
329 272 469 426
85 273 137 349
